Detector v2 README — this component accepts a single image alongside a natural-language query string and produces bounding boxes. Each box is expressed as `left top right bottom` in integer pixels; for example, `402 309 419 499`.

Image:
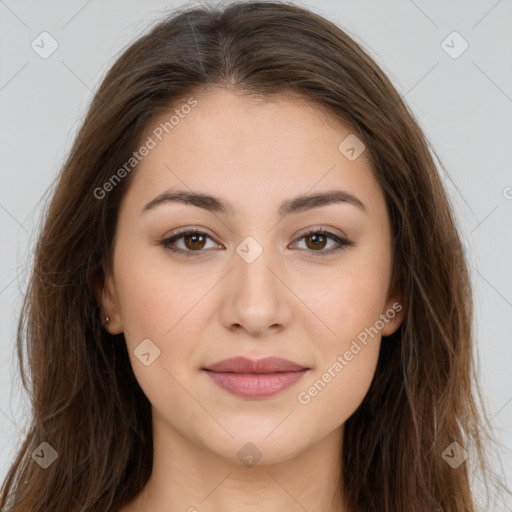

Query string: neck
137 410 346 512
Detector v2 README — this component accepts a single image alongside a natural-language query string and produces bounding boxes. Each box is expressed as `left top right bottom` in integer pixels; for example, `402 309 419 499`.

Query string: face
99 88 403 465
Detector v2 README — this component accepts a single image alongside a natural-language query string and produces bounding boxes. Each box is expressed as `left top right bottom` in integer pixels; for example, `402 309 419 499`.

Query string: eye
160 228 221 257
290 228 354 256
159 227 354 258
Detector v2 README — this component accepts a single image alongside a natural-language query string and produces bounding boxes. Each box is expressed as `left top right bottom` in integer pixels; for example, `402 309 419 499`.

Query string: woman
0 1 508 511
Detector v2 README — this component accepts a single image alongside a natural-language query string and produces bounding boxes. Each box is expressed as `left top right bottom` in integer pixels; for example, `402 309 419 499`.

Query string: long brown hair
1 1 508 510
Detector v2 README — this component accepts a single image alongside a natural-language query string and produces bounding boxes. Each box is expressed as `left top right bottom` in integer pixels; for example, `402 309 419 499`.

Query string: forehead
123 88 383 218
151 87 349 148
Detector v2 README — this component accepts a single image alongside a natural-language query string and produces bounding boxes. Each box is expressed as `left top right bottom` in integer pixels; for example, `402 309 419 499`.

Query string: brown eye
160 229 220 257
183 233 207 251
161 228 353 258
304 233 328 251
291 229 354 255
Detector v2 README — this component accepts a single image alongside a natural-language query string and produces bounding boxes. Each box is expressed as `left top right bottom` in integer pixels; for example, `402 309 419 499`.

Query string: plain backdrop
0 0 511 506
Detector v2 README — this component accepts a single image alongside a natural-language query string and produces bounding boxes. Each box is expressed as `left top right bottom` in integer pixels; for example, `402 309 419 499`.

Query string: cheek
112 246 212 394
114 241 212 339
295 273 384 432
297 254 391 345
114 255 207 421
297 343 380 437
292 251 389 422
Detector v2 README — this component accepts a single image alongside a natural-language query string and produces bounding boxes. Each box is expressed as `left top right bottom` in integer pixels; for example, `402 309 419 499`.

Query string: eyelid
294 225 350 241
163 226 218 241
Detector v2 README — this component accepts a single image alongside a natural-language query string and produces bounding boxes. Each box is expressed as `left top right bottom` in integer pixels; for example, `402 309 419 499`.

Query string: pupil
308 234 325 250
187 234 204 250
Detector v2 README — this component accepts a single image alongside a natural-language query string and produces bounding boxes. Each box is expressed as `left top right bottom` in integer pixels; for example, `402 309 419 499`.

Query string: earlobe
381 298 405 337
381 272 405 337
92 267 124 335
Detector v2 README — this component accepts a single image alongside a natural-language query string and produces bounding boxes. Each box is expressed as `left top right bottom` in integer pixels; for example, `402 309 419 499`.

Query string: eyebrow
141 189 366 217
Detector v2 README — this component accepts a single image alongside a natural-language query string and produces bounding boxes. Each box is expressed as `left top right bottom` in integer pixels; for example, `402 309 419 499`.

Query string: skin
98 88 404 512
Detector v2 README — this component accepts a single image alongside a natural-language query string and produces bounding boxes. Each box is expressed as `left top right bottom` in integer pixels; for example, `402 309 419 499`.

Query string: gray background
1 0 511 506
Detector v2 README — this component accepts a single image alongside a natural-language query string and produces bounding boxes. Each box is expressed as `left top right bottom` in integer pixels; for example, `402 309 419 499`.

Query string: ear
380 275 405 337
92 264 124 335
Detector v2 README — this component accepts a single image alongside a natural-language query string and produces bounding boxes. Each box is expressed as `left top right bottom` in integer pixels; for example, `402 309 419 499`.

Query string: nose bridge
220 233 292 334
233 233 281 302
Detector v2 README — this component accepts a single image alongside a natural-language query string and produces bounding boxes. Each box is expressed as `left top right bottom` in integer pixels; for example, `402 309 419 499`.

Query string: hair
1 1 509 510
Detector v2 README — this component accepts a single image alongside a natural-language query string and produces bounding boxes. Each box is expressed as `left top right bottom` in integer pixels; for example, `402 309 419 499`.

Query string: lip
202 356 309 399
204 356 307 373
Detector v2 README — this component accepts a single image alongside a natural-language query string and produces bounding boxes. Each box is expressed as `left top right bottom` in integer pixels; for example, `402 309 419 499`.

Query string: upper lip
203 356 308 373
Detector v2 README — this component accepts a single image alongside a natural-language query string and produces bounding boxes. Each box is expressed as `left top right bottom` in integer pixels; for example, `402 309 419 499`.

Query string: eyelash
159 227 354 258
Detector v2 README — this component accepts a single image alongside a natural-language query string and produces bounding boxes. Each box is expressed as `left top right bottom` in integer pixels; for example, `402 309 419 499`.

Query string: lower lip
203 369 308 399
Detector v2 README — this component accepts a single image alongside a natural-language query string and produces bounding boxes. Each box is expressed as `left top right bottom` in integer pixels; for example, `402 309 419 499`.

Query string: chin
200 427 311 467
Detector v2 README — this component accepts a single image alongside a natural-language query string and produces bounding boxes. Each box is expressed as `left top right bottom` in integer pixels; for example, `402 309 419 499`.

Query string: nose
217 247 293 337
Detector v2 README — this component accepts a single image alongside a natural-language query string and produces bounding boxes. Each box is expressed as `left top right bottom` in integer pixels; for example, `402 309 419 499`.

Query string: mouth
202 356 309 399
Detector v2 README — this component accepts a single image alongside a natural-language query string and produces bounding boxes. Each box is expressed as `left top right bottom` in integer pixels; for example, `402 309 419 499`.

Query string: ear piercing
104 315 111 325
